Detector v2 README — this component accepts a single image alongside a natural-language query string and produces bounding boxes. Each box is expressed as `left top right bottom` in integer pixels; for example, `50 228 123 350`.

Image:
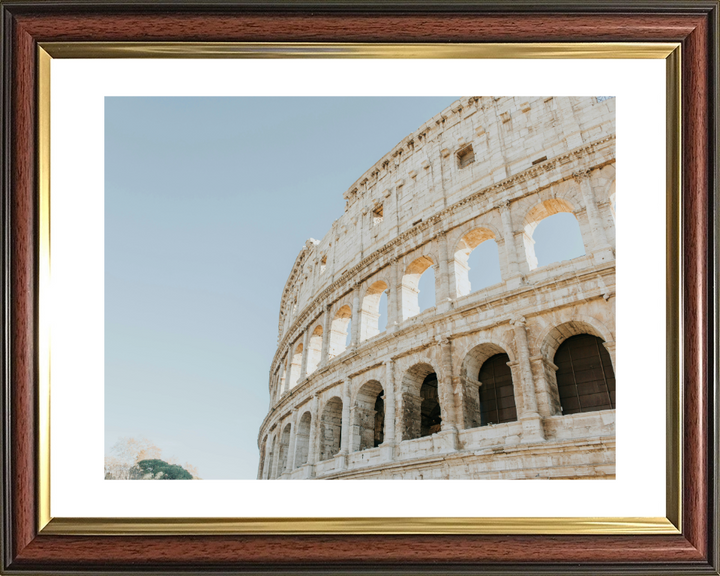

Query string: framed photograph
1 1 717 574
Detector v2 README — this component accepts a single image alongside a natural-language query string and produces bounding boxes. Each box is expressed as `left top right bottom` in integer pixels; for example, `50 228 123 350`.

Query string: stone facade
257 96 616 480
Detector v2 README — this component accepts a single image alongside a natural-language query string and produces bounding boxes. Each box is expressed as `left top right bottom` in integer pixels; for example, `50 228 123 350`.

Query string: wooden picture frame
1 1 717 573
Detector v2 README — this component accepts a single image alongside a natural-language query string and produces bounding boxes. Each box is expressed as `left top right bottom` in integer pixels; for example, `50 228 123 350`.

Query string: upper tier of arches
276 96 616 343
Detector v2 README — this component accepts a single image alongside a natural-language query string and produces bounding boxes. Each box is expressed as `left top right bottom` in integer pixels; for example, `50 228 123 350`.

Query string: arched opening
554 334 615 415
468 241 501 292
353 380 384 452
288 343 303 389
523 199 585 270
277 423 292 475
420 373 442 437
360 281 389 341
377 292 388 332
417 266 436 314
294 411 312 467
400 362 441 440
453 228 501 296
478 353 517 426
460 342 517 429
320 396 343 461
402 256 435 319
328 305 352 359
306 325 323 375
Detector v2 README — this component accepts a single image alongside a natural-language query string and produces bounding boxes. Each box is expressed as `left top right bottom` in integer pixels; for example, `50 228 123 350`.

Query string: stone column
275 372 283 403
270 431 281 479
510 315 545 442
498 201 523 285
287 408 299 473
284 350 293 393
435 231 453 312
339 377 352 455
350 284 361 348
299 328 311 382
260 440 270 479
574 170 613 261
268 375 275 410
307 394 319 467
529 355 561 417
436 336 460 433
395 379 406 447
319 304 332 368
382 359 396 447
393 257 404 328
384 285 394 329
257 439 266 479
331 233 339 281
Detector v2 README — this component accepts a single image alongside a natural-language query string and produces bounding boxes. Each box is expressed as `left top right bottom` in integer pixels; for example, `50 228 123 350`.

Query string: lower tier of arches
282 416 615 480
260 403 615 480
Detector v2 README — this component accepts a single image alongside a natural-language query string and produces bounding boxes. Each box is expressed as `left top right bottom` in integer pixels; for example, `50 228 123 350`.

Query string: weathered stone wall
258 96 616 480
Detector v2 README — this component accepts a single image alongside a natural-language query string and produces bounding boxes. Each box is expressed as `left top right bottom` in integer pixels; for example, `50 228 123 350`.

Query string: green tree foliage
105 437 201 479
131 459 194 480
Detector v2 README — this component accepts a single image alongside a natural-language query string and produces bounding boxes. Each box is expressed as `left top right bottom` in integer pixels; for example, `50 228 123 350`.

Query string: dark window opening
457 145 475 169
420 373 442 437
478 353 517 426
374 394 385 447
532 155 548 165
555 334 615 415
372 204 384 225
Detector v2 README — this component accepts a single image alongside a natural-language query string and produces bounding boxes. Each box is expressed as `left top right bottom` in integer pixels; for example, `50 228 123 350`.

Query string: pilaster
319 303 331 368
393 256 403 329
382 359 397 455
350 283 361 348
436 336 460 435
510 315 545 443
287 408 299 472
284 349 293 393
498 201 524 288
435 230 453 312
307 394 319 468
299 328 310 382
574 169 614 264
339 377 352 460
529 354 561 417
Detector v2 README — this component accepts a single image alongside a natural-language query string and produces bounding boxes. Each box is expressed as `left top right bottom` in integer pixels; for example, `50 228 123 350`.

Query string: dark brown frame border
1 1 717 573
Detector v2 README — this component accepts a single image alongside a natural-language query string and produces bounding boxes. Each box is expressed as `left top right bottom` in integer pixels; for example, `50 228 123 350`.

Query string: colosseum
257 96 616 480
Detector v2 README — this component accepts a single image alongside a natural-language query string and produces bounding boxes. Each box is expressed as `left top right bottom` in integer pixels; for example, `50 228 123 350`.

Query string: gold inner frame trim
38 46 52 533
43 516 678 536
39 41 679 59
36 41 683 536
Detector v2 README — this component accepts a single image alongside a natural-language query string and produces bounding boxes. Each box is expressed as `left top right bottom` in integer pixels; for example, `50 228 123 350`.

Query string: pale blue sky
104 97 584 479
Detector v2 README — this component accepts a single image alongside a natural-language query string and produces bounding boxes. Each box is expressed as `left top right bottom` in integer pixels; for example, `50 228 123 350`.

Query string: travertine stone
258 96 616 480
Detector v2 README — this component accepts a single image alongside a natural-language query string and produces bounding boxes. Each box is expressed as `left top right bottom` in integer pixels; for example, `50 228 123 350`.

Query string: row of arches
275 192 614 398
282 173 615 336
263 331 615 478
